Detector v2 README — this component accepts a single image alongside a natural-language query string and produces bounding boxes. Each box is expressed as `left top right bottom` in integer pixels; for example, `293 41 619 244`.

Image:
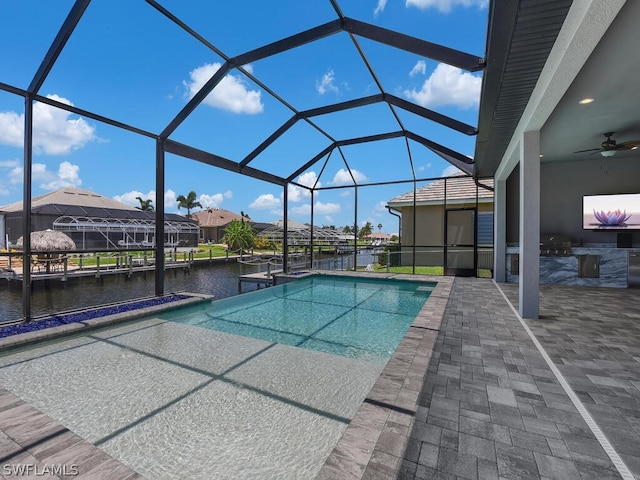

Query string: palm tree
359 221 373 240
176 191 202 219
240 210 251 224
135 197 154 212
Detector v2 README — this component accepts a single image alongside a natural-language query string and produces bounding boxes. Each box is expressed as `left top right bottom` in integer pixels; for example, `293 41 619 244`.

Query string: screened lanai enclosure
1 0 492 321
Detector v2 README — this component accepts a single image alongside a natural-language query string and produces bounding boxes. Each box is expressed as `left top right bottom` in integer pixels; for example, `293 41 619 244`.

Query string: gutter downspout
386 206 401 245
386 205 402 269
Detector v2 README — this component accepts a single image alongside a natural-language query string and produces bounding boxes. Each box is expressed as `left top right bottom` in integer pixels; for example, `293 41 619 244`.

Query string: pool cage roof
2 0 487 319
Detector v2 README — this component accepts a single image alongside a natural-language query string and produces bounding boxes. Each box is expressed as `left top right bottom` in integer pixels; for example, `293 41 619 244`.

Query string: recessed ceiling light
578 97 594 104
539 154 544 158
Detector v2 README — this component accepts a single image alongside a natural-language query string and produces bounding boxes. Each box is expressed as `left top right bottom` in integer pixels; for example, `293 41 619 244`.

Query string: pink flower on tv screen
593 209 631 225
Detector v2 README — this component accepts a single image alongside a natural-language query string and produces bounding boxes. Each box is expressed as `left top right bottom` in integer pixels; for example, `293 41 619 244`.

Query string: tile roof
0 188 138 213
387 175 494 207
191 208 242 227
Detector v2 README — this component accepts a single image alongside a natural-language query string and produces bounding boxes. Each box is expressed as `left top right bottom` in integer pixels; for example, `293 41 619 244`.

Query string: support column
310 190 314 269
493 177 507 282
22 97 34 322
519 130 540 319
154 139 165 296
283 185 288 273
353 186 358 270
412 179 417 274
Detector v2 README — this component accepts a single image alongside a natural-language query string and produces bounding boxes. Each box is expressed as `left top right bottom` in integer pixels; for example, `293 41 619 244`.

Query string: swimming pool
0 274 443 479
159 274 435 363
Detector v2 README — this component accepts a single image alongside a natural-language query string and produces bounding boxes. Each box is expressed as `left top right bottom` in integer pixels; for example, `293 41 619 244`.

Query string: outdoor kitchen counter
505 244 639 288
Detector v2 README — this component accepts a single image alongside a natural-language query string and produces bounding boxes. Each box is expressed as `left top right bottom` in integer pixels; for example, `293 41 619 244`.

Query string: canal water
0 262 259 323
0 249 384 323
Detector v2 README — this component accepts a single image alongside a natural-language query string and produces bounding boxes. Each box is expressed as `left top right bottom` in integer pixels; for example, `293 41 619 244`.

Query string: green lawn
369 264 493 278
69 244 273 267
371 265 444 275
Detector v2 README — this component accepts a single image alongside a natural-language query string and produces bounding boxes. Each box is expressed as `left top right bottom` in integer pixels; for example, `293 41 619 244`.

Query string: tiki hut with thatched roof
16 230 77 274
16 230 76 252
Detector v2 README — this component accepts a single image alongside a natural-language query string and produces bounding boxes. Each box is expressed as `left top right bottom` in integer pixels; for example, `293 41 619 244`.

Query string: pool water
160 275 435 363
0 275 438 479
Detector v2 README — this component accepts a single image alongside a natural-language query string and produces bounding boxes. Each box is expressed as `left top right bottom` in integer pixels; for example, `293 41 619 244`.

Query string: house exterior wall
398 202 494 266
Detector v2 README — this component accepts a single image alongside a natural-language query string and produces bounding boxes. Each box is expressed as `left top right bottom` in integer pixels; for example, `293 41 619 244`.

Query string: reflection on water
0 262 258 323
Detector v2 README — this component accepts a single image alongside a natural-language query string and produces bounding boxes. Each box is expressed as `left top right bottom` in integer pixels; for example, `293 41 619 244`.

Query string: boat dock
238 270 282 292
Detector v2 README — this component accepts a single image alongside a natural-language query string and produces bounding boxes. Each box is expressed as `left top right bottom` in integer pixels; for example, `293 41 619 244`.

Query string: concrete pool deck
0 275 639 478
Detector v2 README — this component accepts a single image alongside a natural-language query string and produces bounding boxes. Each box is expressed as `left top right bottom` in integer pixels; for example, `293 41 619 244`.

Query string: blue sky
0 0 488 233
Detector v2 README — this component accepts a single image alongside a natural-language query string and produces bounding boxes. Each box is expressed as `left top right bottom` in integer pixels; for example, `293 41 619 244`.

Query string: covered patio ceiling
475 0 640 178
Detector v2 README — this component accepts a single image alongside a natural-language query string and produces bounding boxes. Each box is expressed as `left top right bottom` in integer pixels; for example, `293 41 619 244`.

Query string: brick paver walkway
400 278 627 480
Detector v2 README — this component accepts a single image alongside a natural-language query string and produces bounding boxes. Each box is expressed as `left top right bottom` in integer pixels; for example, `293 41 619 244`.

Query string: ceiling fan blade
574 147 602 153
616 140 640 149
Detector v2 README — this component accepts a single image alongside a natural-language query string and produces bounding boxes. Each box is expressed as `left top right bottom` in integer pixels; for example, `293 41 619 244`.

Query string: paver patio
400 277 637 480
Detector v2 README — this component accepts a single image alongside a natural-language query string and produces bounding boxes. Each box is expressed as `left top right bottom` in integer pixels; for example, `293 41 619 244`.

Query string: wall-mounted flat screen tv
583 193 640 229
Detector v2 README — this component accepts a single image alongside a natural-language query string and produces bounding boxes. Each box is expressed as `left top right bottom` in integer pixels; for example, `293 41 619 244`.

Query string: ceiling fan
575 132 640 157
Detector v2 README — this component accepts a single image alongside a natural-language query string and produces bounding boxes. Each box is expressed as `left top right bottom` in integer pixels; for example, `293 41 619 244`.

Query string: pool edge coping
0 293 213 352
315 272 453 479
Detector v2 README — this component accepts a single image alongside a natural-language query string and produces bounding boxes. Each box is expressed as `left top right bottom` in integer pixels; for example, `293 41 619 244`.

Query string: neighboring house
366 232 392 245
386 175 494 270
0 188 199 250
191 208 242 244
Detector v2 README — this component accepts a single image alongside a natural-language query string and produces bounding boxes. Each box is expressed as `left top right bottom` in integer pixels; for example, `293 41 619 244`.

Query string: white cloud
0 188 8 196
315 201 341 214
374 201 387 216
113 189 178 210
0 160 19 168
164 189 177 210
406 0 488 13
331 168 367 185
184 63 263 114
8 166 22 184
409 60 427 77
9 161 82 190
417 162 432 172
404 63 481 109
442 165 463 176
114 190 154 207
288 171 320 202
374 0 388 17
40 161 81 190
0 94 97 155
291 201 340 216
287 184 307 203
250 193 281 209
298 171 320 189
291 204 310 215
198 193 224 209
223 190 233 199
316 69 340 95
